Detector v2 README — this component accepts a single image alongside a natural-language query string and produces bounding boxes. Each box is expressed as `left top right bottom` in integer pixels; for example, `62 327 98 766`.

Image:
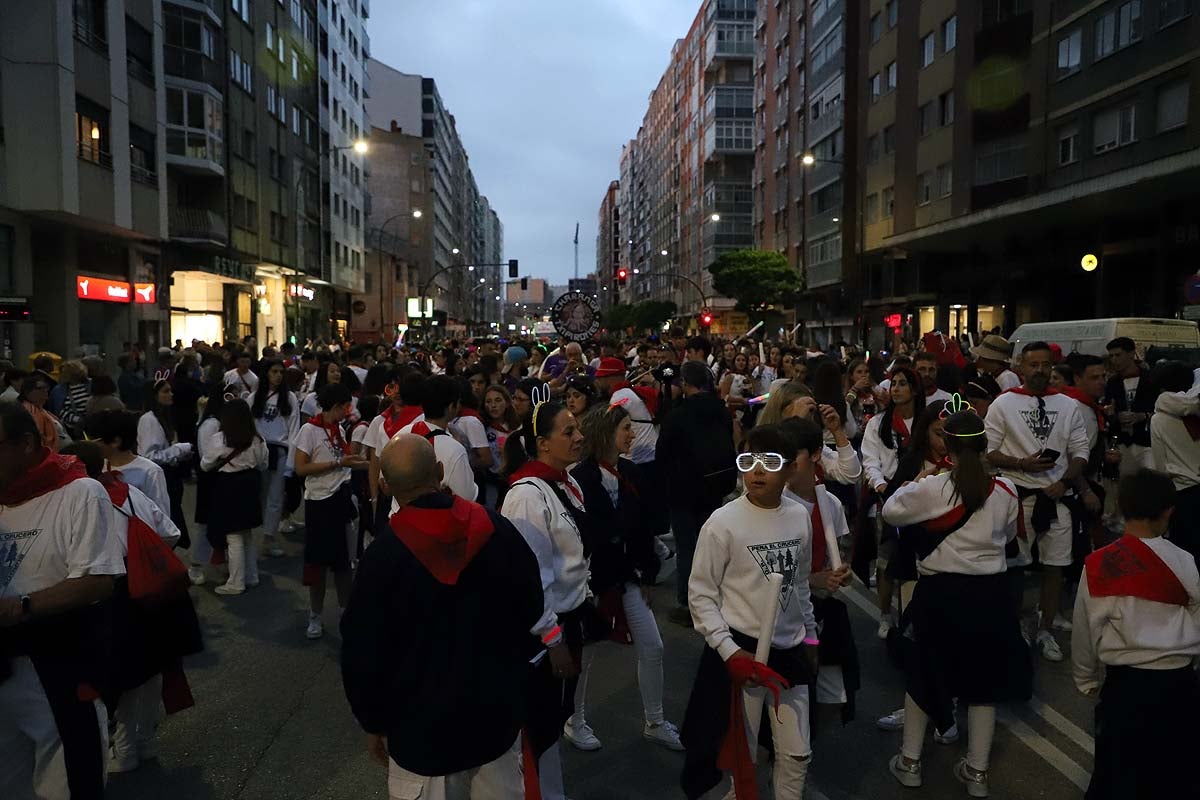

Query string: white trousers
0 656 108 800
112 675 162 760
222 532 261 591
260 466 287 539
573 583 665 725
388 735 523 800
901 694 995 771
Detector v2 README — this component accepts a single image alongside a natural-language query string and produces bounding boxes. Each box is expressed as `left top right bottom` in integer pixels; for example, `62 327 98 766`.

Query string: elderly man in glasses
983 341 1091 663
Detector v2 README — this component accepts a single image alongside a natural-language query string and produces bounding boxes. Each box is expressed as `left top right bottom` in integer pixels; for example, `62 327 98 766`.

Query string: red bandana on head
0 450 88 506
1086 535 1190 606
308 415 351 455
509 460 584 505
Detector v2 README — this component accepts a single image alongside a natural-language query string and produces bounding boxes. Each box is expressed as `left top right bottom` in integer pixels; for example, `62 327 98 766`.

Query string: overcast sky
368 0 701 285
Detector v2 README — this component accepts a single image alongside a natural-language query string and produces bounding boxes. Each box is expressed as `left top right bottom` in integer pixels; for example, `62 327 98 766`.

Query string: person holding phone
984 342 1091 662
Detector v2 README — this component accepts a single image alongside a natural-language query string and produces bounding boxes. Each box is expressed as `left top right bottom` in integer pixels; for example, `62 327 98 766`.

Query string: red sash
508 461 585 505
98 472 131 506
307 415 351 455
389 496 495 585
600 460 639 498
1085 535 1190 607
925 478 1011 535
0 450 88 505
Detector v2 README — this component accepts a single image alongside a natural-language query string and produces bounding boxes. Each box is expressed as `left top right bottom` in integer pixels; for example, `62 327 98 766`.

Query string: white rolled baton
745 572 786 747
825 528 843 573
744 320 765 340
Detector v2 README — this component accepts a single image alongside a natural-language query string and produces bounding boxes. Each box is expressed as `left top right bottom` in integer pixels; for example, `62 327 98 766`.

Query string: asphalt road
109 487 1096 800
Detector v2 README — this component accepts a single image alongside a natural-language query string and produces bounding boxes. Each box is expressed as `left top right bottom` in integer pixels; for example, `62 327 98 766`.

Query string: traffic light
520 277 528 291
699 308 713 328
508 259 519 278
617 268 628 286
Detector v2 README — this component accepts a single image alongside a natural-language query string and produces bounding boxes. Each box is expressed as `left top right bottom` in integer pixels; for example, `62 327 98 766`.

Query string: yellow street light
1081 253 1099 272
801 153 816 166
353 139 369 155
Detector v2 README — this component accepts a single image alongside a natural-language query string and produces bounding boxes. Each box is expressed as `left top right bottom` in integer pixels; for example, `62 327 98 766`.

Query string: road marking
839 582 1094 787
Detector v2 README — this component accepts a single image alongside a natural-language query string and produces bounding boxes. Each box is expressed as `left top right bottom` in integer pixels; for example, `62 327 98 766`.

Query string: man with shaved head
340 434 545 800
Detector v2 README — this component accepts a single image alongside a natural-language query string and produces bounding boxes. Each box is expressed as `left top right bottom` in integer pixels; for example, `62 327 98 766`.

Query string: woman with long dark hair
481 385 519 509
569 404 680 752
251 360 300 558
562 374 600 420
860 366 926 638
138 377 194 549
500 398 592 800
201 398 268 596
882 407 1030 796
810 359 858 443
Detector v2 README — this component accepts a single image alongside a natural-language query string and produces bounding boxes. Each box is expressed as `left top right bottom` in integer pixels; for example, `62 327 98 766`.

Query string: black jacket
340 493 544 777
571 457 660 591
656 390 736 511
1105 365 1154 447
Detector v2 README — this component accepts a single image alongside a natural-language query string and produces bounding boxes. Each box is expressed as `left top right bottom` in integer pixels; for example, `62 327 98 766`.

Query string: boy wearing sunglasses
683 425 819 799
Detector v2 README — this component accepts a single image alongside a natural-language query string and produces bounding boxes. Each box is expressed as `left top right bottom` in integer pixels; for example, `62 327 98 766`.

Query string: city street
108 488 1096 800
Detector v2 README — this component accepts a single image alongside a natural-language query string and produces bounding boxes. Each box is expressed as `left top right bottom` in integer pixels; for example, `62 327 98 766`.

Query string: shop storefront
165 250 256 347
76 273 160 359
253 272 287 349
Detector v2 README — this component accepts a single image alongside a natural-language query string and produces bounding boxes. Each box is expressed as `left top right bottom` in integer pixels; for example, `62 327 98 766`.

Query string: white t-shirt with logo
0 478 125 598
984 391 1091 490
608 386 658 465
223 368 259 397
1123 376 1140 407
293 421 352 501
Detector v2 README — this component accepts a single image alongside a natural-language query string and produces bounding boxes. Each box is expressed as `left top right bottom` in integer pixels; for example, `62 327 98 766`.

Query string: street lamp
710 213 721 222
412 209 423 219
801 153 816 166
660 249 669 257
328 138 369 155
452 248 460 255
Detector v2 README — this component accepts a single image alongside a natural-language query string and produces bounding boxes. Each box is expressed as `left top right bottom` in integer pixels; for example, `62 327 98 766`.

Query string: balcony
773 102 790 130
705 22 755 71
361 30 370 61
164 46 223 88
165 128 224 176
164 0 223 25
169 206 227 244
806 259 842 288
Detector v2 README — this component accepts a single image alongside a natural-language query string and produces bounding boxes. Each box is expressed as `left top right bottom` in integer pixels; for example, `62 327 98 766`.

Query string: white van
1009 318 1200 358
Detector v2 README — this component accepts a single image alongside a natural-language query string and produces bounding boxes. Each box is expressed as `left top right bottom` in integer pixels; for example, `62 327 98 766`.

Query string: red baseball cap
595 357 626 378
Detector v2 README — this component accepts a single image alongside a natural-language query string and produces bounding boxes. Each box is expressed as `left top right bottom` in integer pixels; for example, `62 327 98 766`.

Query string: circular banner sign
551 291 601 342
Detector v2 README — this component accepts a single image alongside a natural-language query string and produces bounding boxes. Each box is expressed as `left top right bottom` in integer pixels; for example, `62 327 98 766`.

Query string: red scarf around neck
307 415 351 455
390 495 495 585
891 411 911 449
1086 535 1189 606
381 404 424 439
457 407 481 420
0 450 88 506
97 471 131 506
1056 386 1106 433
809 493 828 574
509 460 584 505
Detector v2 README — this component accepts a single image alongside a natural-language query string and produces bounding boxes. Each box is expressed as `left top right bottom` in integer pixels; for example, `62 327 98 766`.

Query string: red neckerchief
1057 386 1107 433
0 449 88 506
1005 386 1059 398
599 460 639 498
381 404 423 438
457 407 482 420
97 472 131 506
411 420 434 437
809 493 828 574
389 494 495 585
609 380 660 418
891 412 911 449
1086 535 1190 606
509 460 585 505
307 415 351 455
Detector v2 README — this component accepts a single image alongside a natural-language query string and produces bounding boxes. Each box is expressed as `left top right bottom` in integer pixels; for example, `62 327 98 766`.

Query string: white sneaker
877 618 893 640
187 567 206 586
1036 630 1064 662
306 612 324 640
876 708 905 731
1052 613 1073 632
278 518 299 533
214 583 244 596
954 758 990 798
563 714 602 751
934 721 960 744
889 755 922 788
643 720 684 751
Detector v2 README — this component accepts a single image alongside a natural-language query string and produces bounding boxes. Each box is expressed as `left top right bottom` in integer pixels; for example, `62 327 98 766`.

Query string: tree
603 303 634 331
708 249 802 311
630 300 677 333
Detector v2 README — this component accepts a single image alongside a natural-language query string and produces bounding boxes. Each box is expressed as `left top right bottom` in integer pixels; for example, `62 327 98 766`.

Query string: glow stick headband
940 393 986 436
530 383 552 437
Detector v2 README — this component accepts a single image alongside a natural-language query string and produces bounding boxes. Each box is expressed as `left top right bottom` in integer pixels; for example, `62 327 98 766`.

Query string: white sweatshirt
137 412 192 466
1071 536 1200 695
882 473 1018 576
984 391 1090 490
821 442 863 485
861 412 913 491
501 475 591 622
689 494 817 661
1150 391 1200 491
254 390 301 447
108 455 170 519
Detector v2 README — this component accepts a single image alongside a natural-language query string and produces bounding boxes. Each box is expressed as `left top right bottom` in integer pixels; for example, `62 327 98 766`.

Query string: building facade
596 180 619 311
856 0 1199 350
1 0 168 363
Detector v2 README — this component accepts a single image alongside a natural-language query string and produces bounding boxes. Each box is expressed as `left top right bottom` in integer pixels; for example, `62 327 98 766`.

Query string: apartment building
596 180 620 310
0 0 168 361
318 0 370 340
857 0 1199 349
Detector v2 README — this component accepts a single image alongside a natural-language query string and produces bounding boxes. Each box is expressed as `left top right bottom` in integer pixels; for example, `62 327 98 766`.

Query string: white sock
966 705 996 772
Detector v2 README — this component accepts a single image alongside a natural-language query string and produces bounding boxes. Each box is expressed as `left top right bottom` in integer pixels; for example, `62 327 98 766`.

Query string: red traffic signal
617 268 628 285
699 309 713 327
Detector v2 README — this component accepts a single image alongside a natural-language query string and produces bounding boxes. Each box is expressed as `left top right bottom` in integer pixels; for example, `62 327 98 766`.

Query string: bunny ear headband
531 383 552 436
940 393 985 437
154 369 172 383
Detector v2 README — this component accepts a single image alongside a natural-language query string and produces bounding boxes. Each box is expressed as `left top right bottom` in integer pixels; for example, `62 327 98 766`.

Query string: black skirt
162 462 190 551
1087 665 1200 800
525 601 602 758
904 571 1032 731
303 482 356 573
204 469 264 551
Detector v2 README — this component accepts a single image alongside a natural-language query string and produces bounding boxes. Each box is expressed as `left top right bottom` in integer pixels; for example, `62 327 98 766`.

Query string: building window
292 105 300 136
943 15 958 52
940 91 955 125
865 193 880 224
882 187 895 219
883 124 895 155
291 50 300 80
1057 29 1082 78
1156 80 1189 131
128 124 156 184
870 13 883 43
918 102 936 136
808 233 841 267
231 0 251 26
266 22 274 51
918 171 934 205
1057 124 1079 164
974 133 1028 184
1096 2 1142 60
1093 102 1137 152
1159 0 1192 27
125 17 154 86
73 0 108 49
165 86 223 163
920 33 936 68
74 96 110 167
229 49 253 94
810 23 843 72
886 0 898 28
869 73 881 102
885 61 898 92
812 181 842 214
866 133 881 164
936 163 953 197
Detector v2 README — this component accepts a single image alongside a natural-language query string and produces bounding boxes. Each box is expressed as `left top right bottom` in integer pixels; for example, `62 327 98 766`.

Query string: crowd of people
1 325 1198 799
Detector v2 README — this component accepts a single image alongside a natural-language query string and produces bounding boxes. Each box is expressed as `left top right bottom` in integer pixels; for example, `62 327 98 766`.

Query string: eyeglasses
735 452 787 473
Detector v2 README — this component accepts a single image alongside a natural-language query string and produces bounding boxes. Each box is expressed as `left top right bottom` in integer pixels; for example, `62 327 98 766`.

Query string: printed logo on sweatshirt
747 540 802 610
0 529 40 593
1018 406 1059 442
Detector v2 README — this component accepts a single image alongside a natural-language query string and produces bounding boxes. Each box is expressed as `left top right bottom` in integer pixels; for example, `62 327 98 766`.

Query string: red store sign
77 276 156 304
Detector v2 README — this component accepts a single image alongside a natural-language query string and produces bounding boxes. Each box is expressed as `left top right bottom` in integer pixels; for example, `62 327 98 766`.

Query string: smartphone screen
1039 448 1061 462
